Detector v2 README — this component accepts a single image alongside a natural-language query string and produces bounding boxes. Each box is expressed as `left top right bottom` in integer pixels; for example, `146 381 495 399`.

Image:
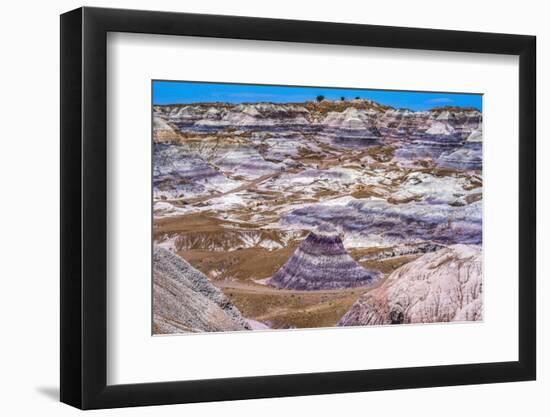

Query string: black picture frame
60 6 536 410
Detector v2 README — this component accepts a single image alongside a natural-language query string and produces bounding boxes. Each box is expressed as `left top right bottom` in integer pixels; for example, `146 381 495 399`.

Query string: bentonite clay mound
153 247 251 333
268 232 379 291
338 244 482 326
153 116 181 143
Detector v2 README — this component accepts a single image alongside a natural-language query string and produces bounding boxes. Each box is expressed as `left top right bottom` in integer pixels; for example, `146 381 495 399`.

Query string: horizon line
152 80 483 112
153 99 481 112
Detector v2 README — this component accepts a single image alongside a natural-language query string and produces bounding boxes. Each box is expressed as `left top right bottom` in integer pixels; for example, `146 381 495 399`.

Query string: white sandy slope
322 107 374 130
425 120 456 135
338 244 482 326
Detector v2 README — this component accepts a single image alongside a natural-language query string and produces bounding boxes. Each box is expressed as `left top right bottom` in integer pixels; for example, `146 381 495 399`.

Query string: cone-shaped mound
268 232 379 290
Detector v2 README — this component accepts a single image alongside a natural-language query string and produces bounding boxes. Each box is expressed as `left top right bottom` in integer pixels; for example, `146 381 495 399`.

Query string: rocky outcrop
437 127 482 170
268 232 379 290
338 244 482 326
153 116 181 143
377 109 431 138
154 103 482 139
158 228 305 253
432 108 482 135
153 247 251 333
153 143 241 200
376 107 481 139
320 107 380 145
322 107 373 129
359 242 444 261
437 143 482 170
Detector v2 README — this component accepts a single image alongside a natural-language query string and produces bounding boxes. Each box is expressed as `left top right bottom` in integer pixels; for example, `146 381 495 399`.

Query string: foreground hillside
338 245 482 326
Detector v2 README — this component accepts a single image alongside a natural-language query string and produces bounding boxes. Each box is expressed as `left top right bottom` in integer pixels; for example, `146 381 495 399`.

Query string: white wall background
0 0 545 415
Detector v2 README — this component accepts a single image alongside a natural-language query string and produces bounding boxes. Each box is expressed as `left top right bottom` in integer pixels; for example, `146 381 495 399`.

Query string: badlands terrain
152 97 483 333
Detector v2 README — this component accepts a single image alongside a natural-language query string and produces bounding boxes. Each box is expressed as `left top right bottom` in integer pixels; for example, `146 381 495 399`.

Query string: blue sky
153 81 482 111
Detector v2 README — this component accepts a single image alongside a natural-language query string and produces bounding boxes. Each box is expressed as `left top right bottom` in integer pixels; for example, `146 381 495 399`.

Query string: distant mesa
466 128 482 143
436 144 482 170
153 101 483 170
268 231 379 290
437 126 482 170
212 146 284 179
194 103 311 128
153 247 251 333
322 107 376 130
394 120 464 162
337 244 482 326
425 120 456 136
153 143 241 200
153 101 482 147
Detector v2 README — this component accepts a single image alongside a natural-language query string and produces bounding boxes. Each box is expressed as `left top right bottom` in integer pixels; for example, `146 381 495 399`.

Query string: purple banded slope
153 247 251 333
268 232 379 290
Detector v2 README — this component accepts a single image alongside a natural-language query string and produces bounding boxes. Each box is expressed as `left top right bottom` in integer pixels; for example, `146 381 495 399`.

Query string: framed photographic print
60 7 536 409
